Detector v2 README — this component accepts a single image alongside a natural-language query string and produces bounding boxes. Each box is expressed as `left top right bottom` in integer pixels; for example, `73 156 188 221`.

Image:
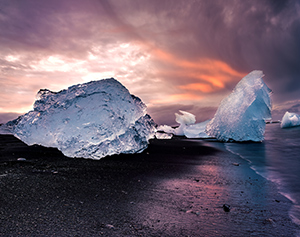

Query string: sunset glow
0 0 300 124
152 48 246 91
150 93 203 105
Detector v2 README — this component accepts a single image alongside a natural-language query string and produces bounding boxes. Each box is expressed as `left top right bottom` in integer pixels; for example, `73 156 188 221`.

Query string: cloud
98 0 300 105
0 0 299 125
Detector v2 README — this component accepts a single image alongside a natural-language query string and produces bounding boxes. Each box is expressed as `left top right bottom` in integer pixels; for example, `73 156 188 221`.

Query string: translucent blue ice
13 78 155 159
206 70 272 142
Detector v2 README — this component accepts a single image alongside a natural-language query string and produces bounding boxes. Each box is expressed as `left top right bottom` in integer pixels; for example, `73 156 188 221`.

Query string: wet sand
0 134 299 236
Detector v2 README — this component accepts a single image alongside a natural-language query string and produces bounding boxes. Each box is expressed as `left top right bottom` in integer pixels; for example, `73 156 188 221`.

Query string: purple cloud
0 0 299 124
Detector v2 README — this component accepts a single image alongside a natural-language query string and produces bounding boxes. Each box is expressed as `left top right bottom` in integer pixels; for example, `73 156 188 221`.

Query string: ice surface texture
183 120 210 138
281 111 300 128
157 110 195 136
175 110 196 126
13 78 156 159
174 110 196 136
206 70 272 142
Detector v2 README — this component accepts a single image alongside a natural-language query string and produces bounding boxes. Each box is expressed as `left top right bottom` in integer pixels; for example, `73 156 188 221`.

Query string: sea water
225 123 300 228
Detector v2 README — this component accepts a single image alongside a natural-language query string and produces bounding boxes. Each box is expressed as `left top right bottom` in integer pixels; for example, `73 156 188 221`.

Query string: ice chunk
183 120 210 138
174 110 196 136
0 124 13 134
175 110 196 125
155 132 173 139
12 78 156 159
281 111 300 128
157 125 176 134
0 116 22 135
157 111 209 138
157 110 195 136
206 70 272 142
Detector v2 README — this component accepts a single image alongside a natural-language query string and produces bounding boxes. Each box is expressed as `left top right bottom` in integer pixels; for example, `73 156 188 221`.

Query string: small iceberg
155 132 173 139
281 111 300 128
157 110 209 138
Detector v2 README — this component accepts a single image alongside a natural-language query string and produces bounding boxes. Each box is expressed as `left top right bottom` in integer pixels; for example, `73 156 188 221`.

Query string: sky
1 0 300 124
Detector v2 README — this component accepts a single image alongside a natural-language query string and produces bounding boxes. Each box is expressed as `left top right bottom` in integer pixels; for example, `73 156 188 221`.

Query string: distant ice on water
0 125 13 135
281 111 300 128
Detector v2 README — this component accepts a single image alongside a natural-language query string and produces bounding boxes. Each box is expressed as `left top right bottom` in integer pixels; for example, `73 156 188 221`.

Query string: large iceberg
12 78 156 159
281 111 300 128
206 70 272 142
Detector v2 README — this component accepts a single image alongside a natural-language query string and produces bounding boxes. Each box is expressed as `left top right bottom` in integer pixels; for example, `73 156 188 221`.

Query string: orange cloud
153 48 244 76
143 46 247 105
152 47 246 91
179 83 215 93
150 93 203 105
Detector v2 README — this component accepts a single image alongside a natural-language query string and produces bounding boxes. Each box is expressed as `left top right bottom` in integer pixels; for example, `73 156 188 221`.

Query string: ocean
224 123 300 228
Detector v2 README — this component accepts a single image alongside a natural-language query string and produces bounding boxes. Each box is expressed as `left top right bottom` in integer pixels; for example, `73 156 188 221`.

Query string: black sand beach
0 134 299 236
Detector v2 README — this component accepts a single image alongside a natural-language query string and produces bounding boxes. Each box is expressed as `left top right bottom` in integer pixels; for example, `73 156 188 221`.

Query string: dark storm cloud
0 0 137 62
102 0 300 102
197 0 300 101
1 0 299 82
0 0 99 55
106 0 300 121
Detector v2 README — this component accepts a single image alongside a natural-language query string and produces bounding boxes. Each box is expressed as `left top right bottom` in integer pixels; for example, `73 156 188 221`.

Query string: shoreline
223 141 300 235
0 135 299 236
223 123 300 235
